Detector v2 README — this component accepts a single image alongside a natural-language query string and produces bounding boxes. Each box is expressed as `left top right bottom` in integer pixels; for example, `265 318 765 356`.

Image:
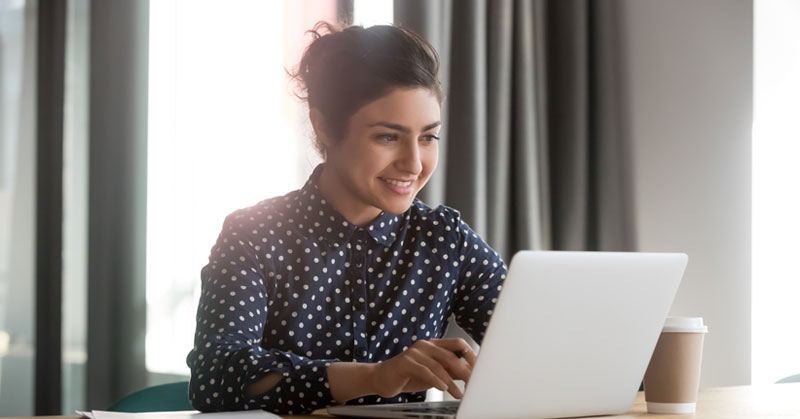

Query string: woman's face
319 87 441 222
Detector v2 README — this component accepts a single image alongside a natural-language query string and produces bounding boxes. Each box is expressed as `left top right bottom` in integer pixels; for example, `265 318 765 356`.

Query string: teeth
383 178 412 187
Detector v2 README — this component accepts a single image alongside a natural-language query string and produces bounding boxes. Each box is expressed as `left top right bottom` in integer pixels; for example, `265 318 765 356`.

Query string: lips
379 177 415 195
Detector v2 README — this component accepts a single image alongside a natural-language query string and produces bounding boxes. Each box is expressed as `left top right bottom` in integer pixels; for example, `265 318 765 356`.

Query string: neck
318 164 382 227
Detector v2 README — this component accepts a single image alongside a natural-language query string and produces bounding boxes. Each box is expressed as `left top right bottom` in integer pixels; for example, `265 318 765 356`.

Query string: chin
381 200 415 215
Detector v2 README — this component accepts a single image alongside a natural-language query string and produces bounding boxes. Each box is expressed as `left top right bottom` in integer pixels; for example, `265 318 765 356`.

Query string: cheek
339 141 378 172
349 146 388 181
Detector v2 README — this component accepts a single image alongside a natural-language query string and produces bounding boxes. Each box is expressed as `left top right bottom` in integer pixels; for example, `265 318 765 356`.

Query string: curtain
394 0 636 259
35 0 67 413
86 0 150 410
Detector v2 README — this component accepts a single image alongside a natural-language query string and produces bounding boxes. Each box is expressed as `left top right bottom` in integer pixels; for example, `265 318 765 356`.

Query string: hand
369 338 477 399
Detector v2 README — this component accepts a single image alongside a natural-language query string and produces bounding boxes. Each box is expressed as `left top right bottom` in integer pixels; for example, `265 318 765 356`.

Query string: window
353 0 393 27
146 0 335 377
752 0 800 385
146 0 393 379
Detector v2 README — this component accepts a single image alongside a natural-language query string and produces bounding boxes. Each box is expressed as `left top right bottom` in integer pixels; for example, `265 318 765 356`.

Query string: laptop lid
457 251 687 419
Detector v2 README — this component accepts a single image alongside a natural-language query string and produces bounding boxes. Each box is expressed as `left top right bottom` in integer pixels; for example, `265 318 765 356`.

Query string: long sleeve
451 215 507 344
187 213 336 414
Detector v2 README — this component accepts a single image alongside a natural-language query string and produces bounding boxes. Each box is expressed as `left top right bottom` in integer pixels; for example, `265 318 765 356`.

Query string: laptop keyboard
399 405 459 415
397 401 460 415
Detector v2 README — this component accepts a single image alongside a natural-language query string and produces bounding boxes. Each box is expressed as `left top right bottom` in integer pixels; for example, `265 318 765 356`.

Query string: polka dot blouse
187 164 507 414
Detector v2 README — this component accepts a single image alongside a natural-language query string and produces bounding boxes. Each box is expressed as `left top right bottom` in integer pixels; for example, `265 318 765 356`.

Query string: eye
374 133 399 142
421 134 440 142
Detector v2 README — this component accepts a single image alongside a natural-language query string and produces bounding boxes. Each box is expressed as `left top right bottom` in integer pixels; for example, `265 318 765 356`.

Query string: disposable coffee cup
643 317 708 414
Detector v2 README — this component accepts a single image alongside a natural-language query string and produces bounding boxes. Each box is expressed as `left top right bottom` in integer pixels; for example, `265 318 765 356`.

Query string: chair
777 374 800 384
108 381 193 412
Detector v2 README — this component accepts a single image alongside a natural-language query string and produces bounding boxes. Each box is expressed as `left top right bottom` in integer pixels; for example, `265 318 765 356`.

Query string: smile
381 177 413 187
379 177 415 194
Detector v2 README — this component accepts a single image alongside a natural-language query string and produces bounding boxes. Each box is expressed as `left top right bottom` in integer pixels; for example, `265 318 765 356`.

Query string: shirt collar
296 164 401 248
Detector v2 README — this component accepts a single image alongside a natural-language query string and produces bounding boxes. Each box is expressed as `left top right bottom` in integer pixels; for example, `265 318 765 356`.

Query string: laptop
327 251 688 419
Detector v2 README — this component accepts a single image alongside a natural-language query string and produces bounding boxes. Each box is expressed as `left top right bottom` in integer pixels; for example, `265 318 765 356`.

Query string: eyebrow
367 121 442 133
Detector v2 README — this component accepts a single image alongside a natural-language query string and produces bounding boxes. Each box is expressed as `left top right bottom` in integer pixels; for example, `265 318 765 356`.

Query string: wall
619 0 753 387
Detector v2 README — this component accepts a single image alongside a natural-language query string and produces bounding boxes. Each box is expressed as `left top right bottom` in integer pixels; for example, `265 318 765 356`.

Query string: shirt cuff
243 349 336 413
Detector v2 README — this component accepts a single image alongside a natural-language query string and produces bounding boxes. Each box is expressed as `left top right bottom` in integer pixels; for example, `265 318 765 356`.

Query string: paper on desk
76 410 282 419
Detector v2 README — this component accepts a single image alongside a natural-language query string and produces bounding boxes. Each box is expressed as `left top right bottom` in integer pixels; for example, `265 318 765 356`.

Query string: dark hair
291 22 443 156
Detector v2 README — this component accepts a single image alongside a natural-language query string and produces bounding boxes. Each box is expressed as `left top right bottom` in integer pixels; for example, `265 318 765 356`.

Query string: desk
7 383 800 418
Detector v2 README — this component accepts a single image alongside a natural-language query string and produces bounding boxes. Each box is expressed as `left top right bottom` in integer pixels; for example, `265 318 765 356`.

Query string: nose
397 138 423 175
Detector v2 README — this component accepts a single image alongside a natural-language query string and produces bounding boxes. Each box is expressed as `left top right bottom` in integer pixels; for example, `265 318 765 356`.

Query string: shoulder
220 190 301 235
406 199 465 234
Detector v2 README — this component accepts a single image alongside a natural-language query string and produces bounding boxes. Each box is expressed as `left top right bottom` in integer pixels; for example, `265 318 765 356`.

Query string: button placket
349 234 369 360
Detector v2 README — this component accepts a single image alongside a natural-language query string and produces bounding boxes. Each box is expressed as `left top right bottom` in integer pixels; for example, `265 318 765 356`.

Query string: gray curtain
86 0 149 410
35 0 67 413
395 0 636 258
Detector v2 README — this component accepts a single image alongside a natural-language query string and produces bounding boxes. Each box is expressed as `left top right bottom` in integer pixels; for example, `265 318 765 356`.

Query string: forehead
353 88 441 125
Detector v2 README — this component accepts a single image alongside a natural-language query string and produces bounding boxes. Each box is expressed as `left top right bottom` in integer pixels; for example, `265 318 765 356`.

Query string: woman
187 23 507 415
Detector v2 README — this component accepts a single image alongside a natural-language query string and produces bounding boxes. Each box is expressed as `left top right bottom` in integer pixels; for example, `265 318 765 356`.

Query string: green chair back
777 374 800 384
109 381 193 412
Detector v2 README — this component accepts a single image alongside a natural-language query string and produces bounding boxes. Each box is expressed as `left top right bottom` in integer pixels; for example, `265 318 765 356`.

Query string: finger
424 340 475 381
446 382 464 400
452 346 477 369
405 350 451 394
431 338 478 368
462 347 477 368
407 348 463 399
415 340 472 383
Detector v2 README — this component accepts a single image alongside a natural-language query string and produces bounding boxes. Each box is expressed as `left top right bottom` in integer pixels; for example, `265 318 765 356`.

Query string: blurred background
0 0 798 415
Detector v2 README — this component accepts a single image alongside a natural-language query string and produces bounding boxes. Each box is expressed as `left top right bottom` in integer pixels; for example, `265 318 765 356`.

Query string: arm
187 213 335 414
247 340 474 405
452 217 507 343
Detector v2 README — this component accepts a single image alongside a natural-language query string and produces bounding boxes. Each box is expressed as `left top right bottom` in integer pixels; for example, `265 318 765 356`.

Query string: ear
309 108 334 150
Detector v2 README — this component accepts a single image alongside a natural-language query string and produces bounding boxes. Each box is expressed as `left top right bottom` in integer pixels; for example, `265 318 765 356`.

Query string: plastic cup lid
663 316 708 333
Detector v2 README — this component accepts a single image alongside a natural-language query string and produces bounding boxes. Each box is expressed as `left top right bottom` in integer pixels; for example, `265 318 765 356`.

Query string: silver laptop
328 251 688 419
